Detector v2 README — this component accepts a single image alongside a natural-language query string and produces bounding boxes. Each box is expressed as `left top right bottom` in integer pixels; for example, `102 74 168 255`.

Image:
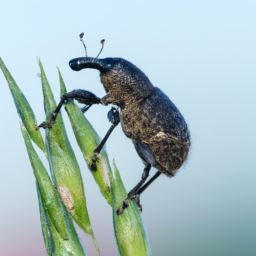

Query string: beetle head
69 57 154 107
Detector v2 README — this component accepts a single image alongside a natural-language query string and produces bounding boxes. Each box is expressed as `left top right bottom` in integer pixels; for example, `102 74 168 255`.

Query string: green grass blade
21 123 70 239
110 162 152 256
36 182 54 255
58 69 112 206
38 59 99 255
21 124 88 255
0 57 46 156
36 183 88 256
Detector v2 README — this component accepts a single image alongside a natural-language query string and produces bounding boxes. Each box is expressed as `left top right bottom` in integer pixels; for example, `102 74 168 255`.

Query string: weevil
37 37 191 214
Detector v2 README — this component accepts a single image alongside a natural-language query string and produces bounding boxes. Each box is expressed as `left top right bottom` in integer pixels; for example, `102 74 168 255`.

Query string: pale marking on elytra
156 131 166 138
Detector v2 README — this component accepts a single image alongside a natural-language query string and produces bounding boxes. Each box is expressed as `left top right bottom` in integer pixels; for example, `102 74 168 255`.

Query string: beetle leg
136 171 162 196
36 89 101 130
116 164 151 215
133 171 162 213
93 107 120 154
80 104 92 113
90 107 120 171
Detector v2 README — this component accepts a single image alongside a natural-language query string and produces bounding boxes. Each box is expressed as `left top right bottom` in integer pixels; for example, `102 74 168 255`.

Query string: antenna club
96 39 106 58
79 32 87 57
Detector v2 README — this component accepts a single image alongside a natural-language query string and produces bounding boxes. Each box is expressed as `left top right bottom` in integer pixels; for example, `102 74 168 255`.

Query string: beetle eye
102 58 115 71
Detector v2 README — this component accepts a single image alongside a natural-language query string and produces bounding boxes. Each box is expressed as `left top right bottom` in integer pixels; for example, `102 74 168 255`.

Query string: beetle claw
116 207 124 215
134 195 143 213
116 200 130 215
90 155 100 172
36 113 57 130
116 194 143 215
116 202 128 215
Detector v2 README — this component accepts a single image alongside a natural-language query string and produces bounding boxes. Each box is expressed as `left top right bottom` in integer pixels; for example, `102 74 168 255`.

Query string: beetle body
70 57 191 177
37 56 191 213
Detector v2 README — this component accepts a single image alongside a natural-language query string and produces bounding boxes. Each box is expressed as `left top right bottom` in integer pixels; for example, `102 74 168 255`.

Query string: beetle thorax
100 60 155 107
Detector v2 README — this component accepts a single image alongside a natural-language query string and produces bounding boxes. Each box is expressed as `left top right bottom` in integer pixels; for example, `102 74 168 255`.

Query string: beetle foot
134 195 143 213
90 155 99 172
36 113 57 130
116 198 131 215
116 202 128 215
116 206 125 215
116 195 143 214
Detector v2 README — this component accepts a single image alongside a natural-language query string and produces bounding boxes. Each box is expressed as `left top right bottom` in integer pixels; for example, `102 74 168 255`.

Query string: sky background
0 1 256 255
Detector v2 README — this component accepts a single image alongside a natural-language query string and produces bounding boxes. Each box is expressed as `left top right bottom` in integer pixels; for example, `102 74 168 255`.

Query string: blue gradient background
0 1 255 255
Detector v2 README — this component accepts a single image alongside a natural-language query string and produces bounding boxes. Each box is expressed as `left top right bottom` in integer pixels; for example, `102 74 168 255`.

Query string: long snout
69 57 104 72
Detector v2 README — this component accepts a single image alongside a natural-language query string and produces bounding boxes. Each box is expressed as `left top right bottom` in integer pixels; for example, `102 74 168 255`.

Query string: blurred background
0 1 255 255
